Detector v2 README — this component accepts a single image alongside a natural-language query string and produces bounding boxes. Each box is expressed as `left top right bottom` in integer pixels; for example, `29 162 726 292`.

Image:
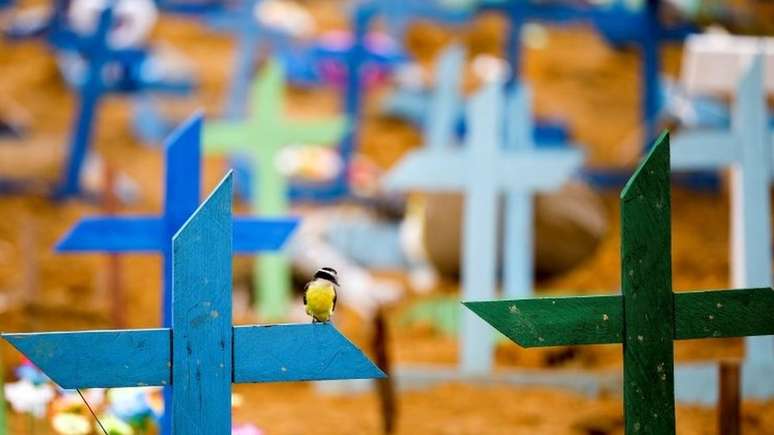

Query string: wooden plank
164 112 202 230
464 287 774 347
718 360 741 435
730 57 773 364
2 329 170 388
57 217 298 253
463 296 623 347
670 131 736 169
171 174 233 435
234 324 385 382
424 45 464 151
675 288 774 339
460 82 501 374
56 217 165 252
620 131 676 434
232 217 298 252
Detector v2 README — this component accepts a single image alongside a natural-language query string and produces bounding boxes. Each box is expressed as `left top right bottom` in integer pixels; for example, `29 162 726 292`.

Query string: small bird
304 267 339 323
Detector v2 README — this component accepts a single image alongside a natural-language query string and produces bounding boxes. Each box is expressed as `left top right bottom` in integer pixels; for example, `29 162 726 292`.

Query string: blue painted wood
172 173 233 434
672 56 774 370
55 113 297 435
2 174 383 435
2 329 170 389
424 45 464 151
2 324 385 389
234 324 386 382
384 79 582 373
479 0 694 150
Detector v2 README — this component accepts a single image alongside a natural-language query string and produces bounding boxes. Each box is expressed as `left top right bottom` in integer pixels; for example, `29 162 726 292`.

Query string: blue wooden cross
384 79 582 374
670 56 774 399
206 0 292 120
3 174 384 435
479 0 694 149
288 2 406 202
49 1 192 198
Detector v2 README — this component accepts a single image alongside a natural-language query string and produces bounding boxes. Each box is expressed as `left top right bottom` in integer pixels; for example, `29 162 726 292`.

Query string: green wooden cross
204 59 348 320
464 132 774 434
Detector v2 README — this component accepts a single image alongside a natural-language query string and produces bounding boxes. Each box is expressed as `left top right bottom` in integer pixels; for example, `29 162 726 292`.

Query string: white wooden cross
384 74 582 374
671 55 774 399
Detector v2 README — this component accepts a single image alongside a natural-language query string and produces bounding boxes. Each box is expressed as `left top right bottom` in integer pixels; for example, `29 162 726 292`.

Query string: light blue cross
3 174 384 435
384 77 582 374
671 56 774 400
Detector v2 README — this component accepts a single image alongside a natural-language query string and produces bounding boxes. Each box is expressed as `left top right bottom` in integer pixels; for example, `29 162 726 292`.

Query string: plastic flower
51 412 91 435
5 379 55 417
232 423 264 435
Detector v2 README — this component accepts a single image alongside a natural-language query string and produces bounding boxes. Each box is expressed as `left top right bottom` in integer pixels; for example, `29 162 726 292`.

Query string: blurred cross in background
204 61 347 320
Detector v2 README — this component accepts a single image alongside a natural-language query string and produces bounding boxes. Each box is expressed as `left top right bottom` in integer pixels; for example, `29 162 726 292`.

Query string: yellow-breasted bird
304 267 339 322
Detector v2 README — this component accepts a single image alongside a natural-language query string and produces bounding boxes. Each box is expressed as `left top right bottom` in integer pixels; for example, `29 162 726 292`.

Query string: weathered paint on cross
50 2 191 198
384 79 582 374
56 113 297 435
204 60 348 320
464 133 774 434
3 174 384 435
672 56 773 368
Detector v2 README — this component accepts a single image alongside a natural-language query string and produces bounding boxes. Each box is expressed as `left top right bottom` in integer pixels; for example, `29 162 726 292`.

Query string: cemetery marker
4 174 384 435
464 132 774 434
385 80 581 374
204 60 347 319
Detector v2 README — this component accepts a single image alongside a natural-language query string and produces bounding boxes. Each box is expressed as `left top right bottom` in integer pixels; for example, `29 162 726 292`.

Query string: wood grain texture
234 324 385 382
2 329 170 388
171 174 233 435
464 287 774 347
620 131 675 434
463 296 622 347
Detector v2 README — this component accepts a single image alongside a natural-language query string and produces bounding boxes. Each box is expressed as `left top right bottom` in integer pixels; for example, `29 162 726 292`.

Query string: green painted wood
204 59 348 320
0 351 6 435
463 296 623 347
464 131 774 434
620 131 676 435
674 288 774 340
464 287 774 348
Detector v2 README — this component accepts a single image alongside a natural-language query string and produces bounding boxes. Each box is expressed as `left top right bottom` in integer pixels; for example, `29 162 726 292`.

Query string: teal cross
3 174 383 435
204 59 349 320
464 132 774 434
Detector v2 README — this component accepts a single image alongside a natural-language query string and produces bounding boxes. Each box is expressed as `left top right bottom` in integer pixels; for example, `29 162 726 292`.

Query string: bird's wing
303 282 310 306
332 285 338 312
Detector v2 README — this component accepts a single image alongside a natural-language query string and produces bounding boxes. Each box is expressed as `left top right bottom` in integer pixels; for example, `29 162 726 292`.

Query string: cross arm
384 149 582 192
232 217 299 252
56 217 164 252
670 131 737 170
279 117 349 146
2 323 384 389
463 287 774 348
203 122 251 154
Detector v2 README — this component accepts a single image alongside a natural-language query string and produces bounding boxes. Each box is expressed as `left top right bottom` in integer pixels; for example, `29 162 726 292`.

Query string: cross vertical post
671 56 773 367
620 132 675 432
385 78 582 373
4 174 384 435
55 113 297 434
204 61 347 319
464 132 774 434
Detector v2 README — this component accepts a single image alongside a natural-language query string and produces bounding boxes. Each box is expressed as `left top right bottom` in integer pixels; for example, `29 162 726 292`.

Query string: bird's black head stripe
314 269 339 285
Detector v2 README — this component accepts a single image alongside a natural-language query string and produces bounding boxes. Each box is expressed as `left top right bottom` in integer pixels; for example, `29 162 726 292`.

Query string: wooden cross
671 57 774 389
50 1 192 198
481 0 693 148
464 132 774 434
3 174 384 435
384 79 582 374
203 60 347 320
206 0 291 119
56 113 297 435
